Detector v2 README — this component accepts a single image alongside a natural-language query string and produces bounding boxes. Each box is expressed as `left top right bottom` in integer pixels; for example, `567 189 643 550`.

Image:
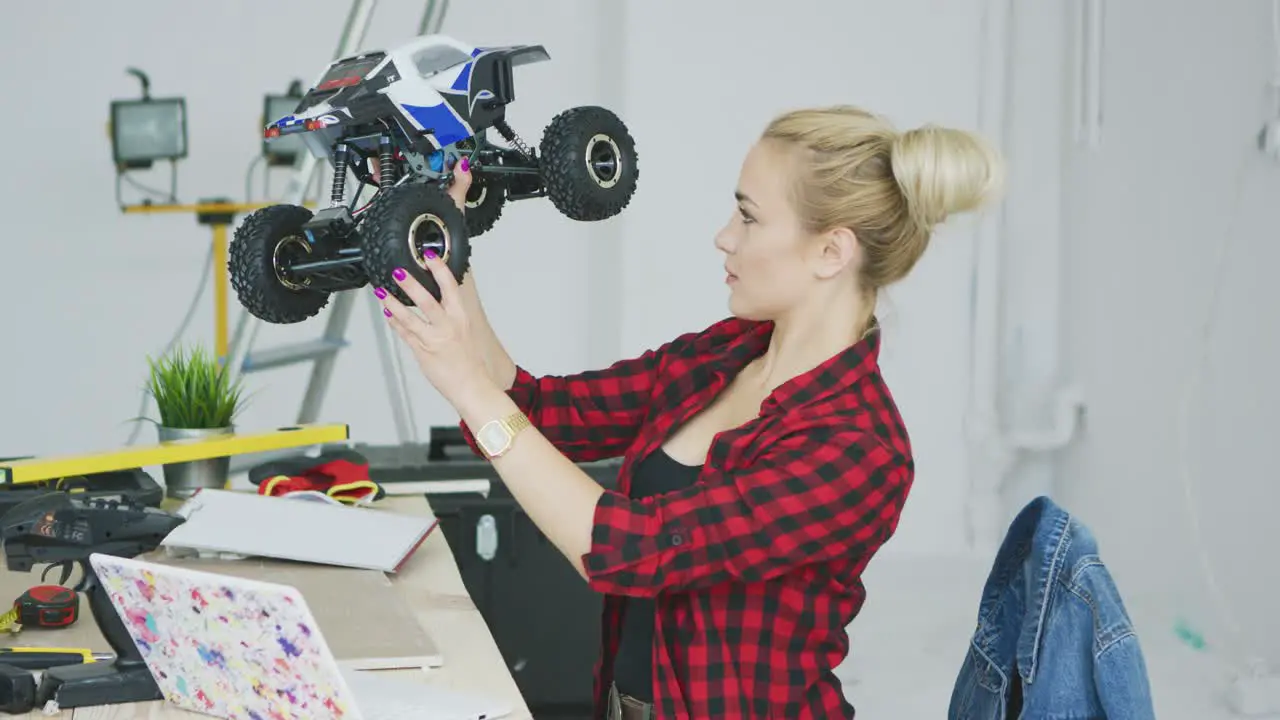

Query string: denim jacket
948 496 1156 719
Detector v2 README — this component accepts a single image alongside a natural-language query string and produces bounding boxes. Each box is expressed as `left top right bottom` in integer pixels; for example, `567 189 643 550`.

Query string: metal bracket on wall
970 383 1087 480
964 383 1087 553
1006 383 1087 454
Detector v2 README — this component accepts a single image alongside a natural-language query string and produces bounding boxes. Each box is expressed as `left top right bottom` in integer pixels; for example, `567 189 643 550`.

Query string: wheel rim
272 235 312 290
407 213 451 267
584 134 622 189
465 181 487 209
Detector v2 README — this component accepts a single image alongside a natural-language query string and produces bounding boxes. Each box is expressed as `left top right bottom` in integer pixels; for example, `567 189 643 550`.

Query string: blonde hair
762 106 1003 317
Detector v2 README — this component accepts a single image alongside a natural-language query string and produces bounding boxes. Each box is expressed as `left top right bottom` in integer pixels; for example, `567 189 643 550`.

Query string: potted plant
144 344 246 499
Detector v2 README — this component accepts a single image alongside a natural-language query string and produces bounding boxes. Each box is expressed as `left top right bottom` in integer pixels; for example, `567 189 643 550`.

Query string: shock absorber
493 117 534 159
378 134 396 189
330 143 349 207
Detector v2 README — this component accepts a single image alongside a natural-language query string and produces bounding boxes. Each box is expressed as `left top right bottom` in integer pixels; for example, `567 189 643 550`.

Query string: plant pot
157 425 234 499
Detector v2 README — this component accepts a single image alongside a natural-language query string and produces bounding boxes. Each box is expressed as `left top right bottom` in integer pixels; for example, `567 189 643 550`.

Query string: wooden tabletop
0 495 532 719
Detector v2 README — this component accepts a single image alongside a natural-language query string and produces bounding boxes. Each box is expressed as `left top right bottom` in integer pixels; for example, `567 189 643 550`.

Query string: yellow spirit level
0 424 349 485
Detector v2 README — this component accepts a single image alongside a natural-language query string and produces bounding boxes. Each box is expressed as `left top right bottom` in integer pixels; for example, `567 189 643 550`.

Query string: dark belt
607 683 655 720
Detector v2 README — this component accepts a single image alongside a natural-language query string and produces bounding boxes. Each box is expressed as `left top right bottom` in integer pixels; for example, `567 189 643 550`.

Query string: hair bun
890 124 1004 228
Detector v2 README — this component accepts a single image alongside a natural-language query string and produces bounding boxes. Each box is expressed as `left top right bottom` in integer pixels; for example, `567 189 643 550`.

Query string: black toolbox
354 429 619 720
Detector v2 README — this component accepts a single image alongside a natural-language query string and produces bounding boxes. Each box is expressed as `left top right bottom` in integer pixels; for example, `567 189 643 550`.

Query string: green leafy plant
145 344 246 429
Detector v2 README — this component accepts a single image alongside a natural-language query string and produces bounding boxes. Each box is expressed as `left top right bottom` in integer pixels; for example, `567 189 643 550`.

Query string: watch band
498 411 531 437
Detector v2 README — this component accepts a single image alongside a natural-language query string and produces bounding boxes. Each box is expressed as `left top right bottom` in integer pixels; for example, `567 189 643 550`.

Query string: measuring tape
0 586 79 633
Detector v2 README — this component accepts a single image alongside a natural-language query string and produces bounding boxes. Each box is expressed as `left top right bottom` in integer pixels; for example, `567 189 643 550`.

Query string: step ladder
223 0 453 472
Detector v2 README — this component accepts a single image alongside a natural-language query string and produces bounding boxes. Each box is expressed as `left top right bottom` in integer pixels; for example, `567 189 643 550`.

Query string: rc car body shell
267 34 549 168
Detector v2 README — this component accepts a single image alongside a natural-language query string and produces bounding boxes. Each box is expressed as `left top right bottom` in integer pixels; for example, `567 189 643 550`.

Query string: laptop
88 552 511 720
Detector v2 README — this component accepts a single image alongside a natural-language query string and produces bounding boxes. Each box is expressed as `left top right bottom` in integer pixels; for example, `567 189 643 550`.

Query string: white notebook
161 489 437 573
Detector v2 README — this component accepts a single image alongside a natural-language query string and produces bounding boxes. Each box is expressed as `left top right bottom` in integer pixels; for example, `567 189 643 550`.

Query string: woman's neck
747 290 869 393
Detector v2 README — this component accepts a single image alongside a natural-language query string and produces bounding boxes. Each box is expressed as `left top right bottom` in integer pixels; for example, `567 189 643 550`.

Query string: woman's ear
813 226 859 280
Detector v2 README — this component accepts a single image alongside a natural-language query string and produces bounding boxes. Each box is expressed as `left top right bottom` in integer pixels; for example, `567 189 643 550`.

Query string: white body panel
291 34 483 160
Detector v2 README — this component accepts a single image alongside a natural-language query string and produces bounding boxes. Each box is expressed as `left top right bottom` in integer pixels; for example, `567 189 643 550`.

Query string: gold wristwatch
475 411 532 459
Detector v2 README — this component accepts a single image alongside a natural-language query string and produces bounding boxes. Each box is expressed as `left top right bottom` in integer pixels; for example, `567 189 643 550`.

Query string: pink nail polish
392 268 407 281
374 287 386 299
460 156 470 173
424 249 437 260
383 307 393 317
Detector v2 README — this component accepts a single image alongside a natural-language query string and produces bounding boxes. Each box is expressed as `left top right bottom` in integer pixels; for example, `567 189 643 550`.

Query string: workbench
0 495 533 719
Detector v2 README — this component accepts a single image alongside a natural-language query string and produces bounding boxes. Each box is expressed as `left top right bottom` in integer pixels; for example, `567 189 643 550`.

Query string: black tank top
611 448 702 701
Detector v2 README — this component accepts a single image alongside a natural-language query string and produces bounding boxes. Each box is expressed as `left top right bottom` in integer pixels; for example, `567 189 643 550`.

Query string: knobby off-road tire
463 171 506 237
539 106 640 222
228 204 330 324
360 183 471 306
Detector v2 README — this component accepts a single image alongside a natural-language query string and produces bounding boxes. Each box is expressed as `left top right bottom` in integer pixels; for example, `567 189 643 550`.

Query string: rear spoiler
478 44 550 68
475 45 550 107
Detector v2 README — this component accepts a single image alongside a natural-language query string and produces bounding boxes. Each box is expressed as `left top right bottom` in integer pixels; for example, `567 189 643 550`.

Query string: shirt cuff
458 365 538 454
580 488 693 595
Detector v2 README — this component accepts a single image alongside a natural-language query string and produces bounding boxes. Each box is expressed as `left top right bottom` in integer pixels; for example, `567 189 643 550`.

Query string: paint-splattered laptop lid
89 552 364 719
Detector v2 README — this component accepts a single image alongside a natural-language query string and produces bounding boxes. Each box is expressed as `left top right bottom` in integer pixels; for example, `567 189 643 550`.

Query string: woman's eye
739 209 755 224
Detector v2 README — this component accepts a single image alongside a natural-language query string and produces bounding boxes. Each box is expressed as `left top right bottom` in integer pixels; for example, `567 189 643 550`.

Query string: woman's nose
714 223 734 253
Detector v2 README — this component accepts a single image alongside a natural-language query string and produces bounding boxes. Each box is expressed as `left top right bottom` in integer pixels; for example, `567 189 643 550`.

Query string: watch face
477 421 510 456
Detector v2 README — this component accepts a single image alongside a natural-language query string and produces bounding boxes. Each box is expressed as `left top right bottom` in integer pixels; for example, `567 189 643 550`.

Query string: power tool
0 467 164 520
0 491 186 711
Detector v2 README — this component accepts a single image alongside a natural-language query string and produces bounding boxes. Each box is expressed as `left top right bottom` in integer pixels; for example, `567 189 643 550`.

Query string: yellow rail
120 201 312 359
121 202 278 216
0 423 349 485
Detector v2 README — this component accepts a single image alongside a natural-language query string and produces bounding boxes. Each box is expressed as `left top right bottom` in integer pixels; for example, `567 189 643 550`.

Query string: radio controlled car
229 34 639 323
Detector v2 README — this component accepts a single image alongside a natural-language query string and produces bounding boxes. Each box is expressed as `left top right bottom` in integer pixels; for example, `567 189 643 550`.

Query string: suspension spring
330 144 349 207
378 134 396 189
493 118 534 159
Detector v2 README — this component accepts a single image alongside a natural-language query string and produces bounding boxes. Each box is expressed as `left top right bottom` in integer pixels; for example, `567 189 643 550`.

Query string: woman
373 105 1002 719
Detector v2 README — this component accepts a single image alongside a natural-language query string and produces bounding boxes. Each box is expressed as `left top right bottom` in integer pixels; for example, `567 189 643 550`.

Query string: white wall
1054 0 1280 682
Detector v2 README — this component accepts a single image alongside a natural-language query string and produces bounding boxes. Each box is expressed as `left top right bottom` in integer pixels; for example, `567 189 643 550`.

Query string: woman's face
715 140 824 322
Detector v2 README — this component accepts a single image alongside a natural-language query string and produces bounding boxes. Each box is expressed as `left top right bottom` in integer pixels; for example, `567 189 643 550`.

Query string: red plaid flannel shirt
461 316 914 719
